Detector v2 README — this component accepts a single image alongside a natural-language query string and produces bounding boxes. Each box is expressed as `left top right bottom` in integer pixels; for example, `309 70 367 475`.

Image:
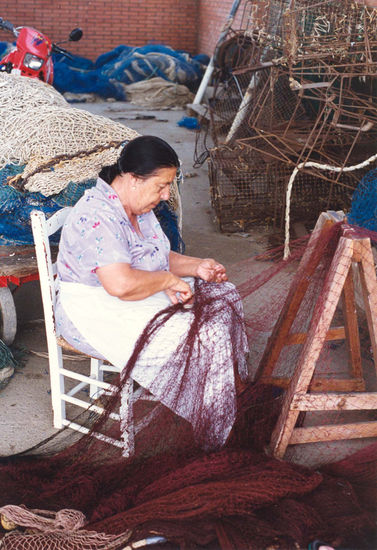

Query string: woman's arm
169 251 228 283
96 262 192 304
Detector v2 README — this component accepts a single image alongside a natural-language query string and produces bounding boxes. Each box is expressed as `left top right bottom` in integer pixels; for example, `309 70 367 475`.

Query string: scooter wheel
0 287 17 345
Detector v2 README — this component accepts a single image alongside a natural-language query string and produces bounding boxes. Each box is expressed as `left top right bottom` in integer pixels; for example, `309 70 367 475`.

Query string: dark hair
99 135 179 184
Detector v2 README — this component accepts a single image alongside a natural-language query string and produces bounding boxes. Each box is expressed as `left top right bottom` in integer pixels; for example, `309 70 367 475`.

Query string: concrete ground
1 101 375 469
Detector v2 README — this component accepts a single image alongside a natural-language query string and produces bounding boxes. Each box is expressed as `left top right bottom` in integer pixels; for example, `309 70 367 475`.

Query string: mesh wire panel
282 0 377 58
195 0 377 233
208 144 371 231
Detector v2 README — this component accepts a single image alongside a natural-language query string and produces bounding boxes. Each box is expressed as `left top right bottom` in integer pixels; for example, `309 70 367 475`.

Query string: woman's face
130 166 177 214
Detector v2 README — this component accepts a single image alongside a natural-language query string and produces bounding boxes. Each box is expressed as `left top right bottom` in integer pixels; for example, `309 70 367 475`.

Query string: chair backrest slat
31 208 72 330
45 207 72 236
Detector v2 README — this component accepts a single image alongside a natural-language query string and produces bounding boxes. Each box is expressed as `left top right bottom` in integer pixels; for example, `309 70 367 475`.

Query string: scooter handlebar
51 43 74 60
0 18 16 35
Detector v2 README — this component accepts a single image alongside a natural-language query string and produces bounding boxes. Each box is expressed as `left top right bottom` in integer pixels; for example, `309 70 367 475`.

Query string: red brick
0 0 239 59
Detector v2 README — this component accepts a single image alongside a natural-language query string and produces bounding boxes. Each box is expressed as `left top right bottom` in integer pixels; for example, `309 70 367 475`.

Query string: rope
0 505 86 532
284 152 377 259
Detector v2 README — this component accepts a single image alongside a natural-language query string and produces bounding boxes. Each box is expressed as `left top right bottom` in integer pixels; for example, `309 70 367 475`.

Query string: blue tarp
53 61 126 100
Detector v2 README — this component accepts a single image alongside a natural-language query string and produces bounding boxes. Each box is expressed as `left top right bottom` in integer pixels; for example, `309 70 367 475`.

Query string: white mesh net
0 73 180 210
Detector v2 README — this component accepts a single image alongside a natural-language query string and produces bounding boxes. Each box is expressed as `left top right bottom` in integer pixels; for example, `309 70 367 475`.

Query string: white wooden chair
31 208 159 457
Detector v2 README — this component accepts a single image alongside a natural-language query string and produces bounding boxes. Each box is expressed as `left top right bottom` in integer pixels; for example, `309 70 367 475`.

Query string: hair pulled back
99 135 179 184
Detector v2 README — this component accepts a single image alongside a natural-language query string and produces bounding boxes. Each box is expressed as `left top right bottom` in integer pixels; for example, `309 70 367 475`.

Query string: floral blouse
57 177 171 286
55 177 171 355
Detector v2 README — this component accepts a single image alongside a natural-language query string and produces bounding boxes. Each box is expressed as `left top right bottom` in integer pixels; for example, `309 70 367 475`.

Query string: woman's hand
196 259 228 283
165 275 193 304
168 251 228 284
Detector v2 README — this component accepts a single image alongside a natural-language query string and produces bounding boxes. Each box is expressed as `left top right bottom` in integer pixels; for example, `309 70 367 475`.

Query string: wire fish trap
239 0 377 62
208 143 359 232
281 0 377 61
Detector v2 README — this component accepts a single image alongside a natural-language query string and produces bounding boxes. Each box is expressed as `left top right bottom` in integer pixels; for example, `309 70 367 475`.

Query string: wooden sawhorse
255 212 377 459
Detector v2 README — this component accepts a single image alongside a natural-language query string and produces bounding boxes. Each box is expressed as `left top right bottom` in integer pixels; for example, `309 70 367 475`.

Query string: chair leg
90 359 104 400
49 345 66 429
120 377 135 457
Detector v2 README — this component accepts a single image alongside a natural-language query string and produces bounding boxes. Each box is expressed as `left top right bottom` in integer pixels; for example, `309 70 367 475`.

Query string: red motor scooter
0 18 82 84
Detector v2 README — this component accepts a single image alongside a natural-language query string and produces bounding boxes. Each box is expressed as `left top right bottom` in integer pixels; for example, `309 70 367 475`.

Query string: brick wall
0 0 199 61
197 0 244 56
3 2 375 64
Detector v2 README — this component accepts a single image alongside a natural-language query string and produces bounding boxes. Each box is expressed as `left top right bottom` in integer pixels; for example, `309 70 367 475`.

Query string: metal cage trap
199 0 377 232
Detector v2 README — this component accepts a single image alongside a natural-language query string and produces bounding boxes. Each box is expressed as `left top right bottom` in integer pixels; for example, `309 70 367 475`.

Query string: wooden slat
309 378 365 392
342 267 363 381
0 245 57 278
270 236 354 458
259 376 365 392
290 421 377 444
286 326 345 345
62 420 123 448
46 207 71 236
255 216 337 381
357 239 377 378
292 392 377 411
59 367 117 393
0 246 37 278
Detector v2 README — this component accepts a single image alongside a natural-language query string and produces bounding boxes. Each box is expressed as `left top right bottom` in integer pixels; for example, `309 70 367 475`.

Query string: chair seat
56 335 106 361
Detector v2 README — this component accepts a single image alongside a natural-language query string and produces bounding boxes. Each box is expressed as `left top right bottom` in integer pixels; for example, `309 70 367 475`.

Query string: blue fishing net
53 59 126 101
0 165 97 245
348 168 377 231
155 201 185 254
0 165 184 251
52 44 208 100
0 164 63 245
0 41 12 58
97 44 204 85
95 45 134 68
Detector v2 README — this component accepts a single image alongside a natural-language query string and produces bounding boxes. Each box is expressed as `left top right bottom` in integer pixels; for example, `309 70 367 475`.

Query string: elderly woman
56 135 248 450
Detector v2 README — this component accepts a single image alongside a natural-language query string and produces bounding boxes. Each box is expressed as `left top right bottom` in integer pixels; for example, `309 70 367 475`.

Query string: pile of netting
52 44 208 101
0 73 184 250
122 77 194 109
0 73 139 193
0 42 208 102
0 220 376 549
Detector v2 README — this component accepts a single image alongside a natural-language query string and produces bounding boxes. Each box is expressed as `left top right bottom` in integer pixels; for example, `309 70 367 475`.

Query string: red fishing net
0 219 376 549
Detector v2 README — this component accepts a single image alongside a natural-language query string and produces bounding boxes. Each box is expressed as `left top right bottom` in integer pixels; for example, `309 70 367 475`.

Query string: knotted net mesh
0 73 181 213
0 73 183 249
348 168 377 233
0 218 376 549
